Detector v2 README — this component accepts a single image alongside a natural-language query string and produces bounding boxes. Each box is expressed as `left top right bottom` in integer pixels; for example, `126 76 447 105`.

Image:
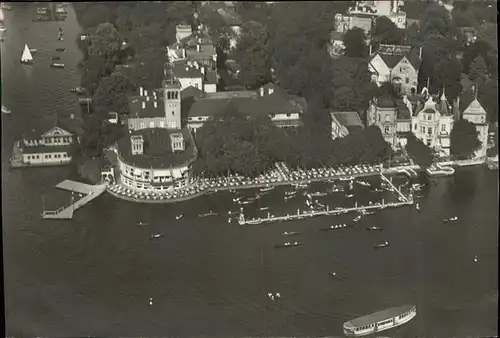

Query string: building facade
461 98 489 158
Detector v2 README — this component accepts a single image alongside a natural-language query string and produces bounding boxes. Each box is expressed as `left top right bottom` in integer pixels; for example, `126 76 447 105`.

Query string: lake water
1 4 498 337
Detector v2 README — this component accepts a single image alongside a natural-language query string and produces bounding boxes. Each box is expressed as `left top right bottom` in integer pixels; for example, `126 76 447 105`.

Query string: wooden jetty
41 180 106 220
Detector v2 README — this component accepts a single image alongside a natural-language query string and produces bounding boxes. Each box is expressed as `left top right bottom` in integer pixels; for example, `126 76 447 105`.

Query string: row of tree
193 111 392 178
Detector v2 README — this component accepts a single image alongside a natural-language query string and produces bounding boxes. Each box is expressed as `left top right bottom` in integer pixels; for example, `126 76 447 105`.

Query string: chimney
130 135 144 155
197 44 200 52
260 87 264 96
140 87 144 96
419 46 422 59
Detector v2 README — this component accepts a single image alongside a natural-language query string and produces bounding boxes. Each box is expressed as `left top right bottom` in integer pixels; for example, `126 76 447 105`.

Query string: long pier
42 180 106 220
238 198 413 226
379 174 410 202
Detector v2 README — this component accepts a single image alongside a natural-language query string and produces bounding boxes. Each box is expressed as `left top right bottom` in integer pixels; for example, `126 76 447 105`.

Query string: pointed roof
463 98 487 116
438 87 450 115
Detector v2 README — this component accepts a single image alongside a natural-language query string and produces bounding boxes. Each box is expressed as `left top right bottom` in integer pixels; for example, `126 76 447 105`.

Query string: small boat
175 214 183 220
55 48 67 52
356 180 371 187
293 183 308 189
282 231 300 236
70 87 86 94
343 305 417 336
345 193 354 198
284 195 295 201
228 218 232 223
0 26 5 33
274 241 301 248
150 233 164 239
259 206 270 211
372 188 384 192
239 199 254 205
51 56 61 61
21 44 34 64
198 210 217 217
284 191 296 196
353 215 362 222
375 241 390 249
360 209 375 216
137 222 149 226
245 218 263 225
260 186 274 192
366 226 383 231
339 176 354 181
415 203 420 211
310 191 328 197
329 272 342 279
443 216 458 222
321 224 349 231
2 104 11 115
232 196 243 203
50 63 64 68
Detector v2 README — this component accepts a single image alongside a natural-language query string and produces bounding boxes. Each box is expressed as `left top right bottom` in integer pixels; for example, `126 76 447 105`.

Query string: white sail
21 44 33 62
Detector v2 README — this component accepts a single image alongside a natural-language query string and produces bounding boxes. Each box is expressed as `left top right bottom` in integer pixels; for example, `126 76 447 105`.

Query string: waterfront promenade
106 162 417 204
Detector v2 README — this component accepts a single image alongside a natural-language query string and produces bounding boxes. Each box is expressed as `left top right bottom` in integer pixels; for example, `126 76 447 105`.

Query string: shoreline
105 165 412 204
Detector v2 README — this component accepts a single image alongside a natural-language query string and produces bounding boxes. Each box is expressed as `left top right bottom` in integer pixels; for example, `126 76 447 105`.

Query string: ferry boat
175 214 183 220
198 210 217 217
366 226 383 231
150 233 164 239
274 241 301 249
2 104 11 115
443 216 458 223
50 63 64 68
282 231 300 236
343 304 417 336
425 164 455 177
374 241 390 249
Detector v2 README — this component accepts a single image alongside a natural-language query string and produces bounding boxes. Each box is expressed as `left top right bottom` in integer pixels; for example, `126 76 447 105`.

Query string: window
420 126 425 133
385 115 391 122
197 117 203 121
172 111 175 116
140 122 145 129
149 121 155 128
441 124 446 132
426 139 431 146
427 114 432 121
36 155 40 159
406 77 409 84
384 126 390 134
414 123 417 131
427 127 432 136
286 113 291 117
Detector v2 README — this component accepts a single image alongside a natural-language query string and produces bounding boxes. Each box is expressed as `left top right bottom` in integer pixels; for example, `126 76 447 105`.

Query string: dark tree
343 28 367 57
450 119 481 159
478 79 498 123
461 40 491 74
233 21 272 89
93 73 132 117
405 133 434 168
372 16 405 46
419 3 453 41
468 55 488 83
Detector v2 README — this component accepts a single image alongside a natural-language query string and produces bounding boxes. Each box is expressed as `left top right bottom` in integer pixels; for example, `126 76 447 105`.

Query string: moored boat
353 215 362 222
366 226 383 231
310 191 328 197
50 63 64 68
260 185 274 192
282 231 300 236
175 214 183 220
245 218 263 225
321 223 349 231
284 190 296 196
339 176 354 181
150 233 164 239
70 87 86 94
198 210 217 217
443 216 458 222
259 206 270 211
343 305 417 336
374 241 390 249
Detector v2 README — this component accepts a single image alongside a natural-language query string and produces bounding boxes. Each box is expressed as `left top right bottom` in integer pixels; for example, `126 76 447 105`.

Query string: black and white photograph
1 0 498 337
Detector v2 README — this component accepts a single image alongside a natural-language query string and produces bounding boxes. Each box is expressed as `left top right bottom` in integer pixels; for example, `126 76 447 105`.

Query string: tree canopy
405 133 433 168
450 119 481 159
372 16 404 47
343 28 367 58
468 56 488 83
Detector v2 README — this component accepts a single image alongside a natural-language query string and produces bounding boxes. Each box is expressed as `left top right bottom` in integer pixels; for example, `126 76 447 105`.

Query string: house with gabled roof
369 44 422 95
461 95 489 158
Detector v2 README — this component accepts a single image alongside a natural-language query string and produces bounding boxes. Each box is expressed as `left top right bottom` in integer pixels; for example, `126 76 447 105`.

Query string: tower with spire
461 83 489 158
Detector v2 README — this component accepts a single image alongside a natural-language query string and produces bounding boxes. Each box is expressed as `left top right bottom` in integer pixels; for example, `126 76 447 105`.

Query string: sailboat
21 44 34 64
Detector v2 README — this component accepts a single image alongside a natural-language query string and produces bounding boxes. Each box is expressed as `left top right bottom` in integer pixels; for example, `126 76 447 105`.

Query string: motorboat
50 63 65 68
366 226 383 231
70 87 86 94
175 214 183 220
244 218 263 225
374 241 390 249
443 216 458 223
55 47 67 52
150 233 164 239
282 231 300 236
239 199 254 205
345 193 354 198
353 215 362 222
198 210 217 217
2 104 11 115
274 241 301 248
259 206 270 211
310 191 328 197
321 224 349 231
343 305 417 336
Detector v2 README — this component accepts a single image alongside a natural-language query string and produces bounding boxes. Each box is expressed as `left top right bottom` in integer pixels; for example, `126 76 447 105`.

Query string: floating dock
42 180 106 220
